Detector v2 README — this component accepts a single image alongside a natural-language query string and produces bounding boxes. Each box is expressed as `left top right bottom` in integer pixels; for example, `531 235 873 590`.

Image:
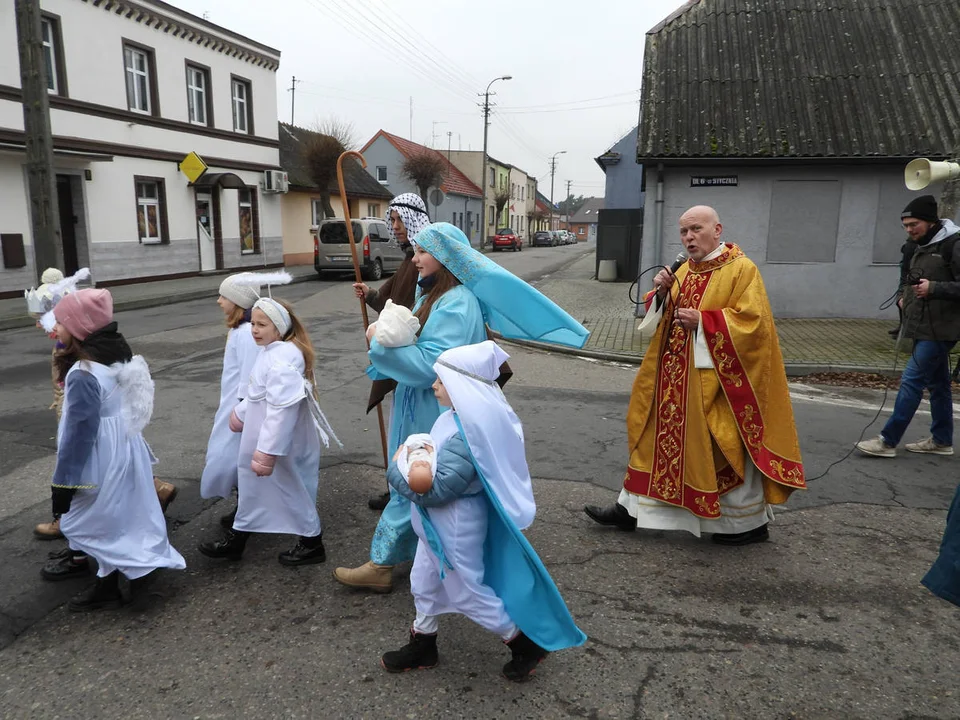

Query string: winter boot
68 572 122 612
219 505 238 529
503 631 548 682
381 629 439 673
279 534 326 567
198 529 250 560
41 549 90 581
153 478 179 513
34 517 64 540
332 561 393 593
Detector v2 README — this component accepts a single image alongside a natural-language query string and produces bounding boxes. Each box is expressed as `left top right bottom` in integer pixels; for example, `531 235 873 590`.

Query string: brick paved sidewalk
532 252 952 373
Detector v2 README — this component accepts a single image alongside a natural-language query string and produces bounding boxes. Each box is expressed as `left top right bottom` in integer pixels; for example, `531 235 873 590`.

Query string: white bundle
232 270 292 295
36 267 92 332
374 299 421 347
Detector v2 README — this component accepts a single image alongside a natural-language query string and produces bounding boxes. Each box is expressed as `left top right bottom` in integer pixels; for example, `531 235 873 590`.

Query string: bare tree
493 188 511 227
300 118 357 220
402 152 447 206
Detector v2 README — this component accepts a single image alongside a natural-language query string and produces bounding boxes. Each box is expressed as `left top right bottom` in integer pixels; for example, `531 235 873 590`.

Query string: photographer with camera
857 195 960 458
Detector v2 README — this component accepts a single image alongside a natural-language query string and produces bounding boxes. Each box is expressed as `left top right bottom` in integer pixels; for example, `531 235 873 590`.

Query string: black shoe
711 524 769 546
198 529 249 560
503 631 548 682
381 629 439 673
278 535 326 567
68 572 122 612
219 506 238 529
583 503 636 531
41 553 91 581
368 491 390 511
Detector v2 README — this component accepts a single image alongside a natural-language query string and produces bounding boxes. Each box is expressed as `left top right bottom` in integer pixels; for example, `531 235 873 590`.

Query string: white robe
200 322 261 499
629 243 773 537
409 413 516 640
59 361 186 580
233 341 321 537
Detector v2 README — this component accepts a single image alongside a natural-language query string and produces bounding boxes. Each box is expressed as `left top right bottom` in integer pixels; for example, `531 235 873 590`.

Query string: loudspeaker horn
904 158 960 190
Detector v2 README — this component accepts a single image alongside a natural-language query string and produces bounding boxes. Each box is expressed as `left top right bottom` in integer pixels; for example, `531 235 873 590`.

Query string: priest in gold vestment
584 206 805 545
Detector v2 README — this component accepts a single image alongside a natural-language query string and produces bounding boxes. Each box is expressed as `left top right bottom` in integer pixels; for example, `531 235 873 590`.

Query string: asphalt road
1 243 959 719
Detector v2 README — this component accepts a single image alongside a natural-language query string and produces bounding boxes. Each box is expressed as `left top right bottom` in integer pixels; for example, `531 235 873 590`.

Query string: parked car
561 231 574 244
549 231 563 246
532 231 553 247
492 227 522 252
313 217 405 280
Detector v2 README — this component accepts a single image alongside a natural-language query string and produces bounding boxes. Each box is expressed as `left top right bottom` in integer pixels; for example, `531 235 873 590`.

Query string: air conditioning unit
263 169 289 193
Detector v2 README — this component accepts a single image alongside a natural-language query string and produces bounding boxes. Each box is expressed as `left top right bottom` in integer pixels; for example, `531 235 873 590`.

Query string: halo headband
389 202 429 216
435 358 496 386
254 297 291 336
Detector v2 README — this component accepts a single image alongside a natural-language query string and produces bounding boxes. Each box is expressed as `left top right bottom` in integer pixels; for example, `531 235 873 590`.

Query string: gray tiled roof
569 197 605 223
278 123 393 199
637 0 960 161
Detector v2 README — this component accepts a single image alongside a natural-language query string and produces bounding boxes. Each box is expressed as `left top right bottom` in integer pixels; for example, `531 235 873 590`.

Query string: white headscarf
433 340 536 529
386 193 431 246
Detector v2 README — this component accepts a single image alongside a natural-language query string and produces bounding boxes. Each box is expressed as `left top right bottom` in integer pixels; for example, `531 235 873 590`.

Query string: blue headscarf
411 223 589 349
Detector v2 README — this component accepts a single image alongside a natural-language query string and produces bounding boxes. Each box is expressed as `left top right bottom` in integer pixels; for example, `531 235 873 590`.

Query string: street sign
430 188 445 206
179 151 208 184
690 175 738 187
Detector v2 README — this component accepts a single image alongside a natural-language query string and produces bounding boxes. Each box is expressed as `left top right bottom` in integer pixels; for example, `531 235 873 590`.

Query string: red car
492 227 522 252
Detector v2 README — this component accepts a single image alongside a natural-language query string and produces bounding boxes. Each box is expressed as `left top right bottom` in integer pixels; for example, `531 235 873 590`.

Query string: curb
491 333 904 377
0 272 317 332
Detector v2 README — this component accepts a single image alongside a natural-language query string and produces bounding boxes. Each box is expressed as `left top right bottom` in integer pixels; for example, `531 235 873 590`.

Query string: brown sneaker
154 478 179 513
34 517 64 540
332 561 394 593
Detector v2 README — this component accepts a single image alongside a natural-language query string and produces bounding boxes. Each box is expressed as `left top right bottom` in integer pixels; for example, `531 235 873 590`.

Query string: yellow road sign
179 151 208 183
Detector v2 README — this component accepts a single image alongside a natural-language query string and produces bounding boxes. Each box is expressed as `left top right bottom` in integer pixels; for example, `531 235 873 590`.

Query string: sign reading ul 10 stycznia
690 176 738 187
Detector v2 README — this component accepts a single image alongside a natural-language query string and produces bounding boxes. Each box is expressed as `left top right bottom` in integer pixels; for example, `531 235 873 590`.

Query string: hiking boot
368 491 391 511
198 529 250 560
905 437 954 456
503 631 548 682
279 535 326 567
33 517 64 540
219 506 238 529
583 503 636 531
332 561 393 593
154 478 178 513
68 572 122 612
381 629 439 673
711 524 770 546
41 551 90 581
855 436 896 458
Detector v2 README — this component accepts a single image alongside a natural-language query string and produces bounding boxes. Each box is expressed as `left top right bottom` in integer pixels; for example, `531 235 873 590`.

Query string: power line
498 90 640 111
497 100 640 115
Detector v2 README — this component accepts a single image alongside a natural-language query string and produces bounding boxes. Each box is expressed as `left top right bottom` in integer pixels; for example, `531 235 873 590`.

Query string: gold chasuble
623 243 805 519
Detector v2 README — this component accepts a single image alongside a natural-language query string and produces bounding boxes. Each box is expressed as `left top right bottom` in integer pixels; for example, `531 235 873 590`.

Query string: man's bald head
679 205 723 261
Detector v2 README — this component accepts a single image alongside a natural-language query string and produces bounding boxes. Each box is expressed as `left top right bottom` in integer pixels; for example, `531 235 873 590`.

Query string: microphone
669 253 687 274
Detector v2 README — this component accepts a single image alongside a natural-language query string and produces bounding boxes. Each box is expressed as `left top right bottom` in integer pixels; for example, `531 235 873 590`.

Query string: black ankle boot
278 534 326 567
219 506 238 529
381 629 439 673
68 572 122 612
503 631 548 682
368 491 390 511
711 524 769 546
198 529 250 560
583 503 636 531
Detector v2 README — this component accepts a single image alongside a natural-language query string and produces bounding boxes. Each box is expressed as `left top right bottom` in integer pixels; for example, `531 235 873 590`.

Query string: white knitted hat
219 273 261 309
41 267 64 284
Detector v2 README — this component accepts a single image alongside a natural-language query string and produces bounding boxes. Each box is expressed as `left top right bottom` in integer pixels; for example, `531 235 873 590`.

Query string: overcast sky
166 0 686 200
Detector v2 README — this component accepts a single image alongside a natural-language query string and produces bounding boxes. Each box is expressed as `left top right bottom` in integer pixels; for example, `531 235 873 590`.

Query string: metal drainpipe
654 162 665 268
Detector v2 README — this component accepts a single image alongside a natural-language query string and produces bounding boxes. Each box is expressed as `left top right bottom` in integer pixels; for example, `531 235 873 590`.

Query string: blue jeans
882 340 956 446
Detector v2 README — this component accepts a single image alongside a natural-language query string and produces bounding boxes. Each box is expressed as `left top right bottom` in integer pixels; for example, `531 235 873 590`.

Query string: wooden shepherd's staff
336 150 389 470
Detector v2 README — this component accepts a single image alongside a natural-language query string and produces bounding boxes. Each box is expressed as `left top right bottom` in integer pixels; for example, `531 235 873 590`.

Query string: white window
488 206 495 226
311 198 324 226
136 180 163 244
41 18 58 93
186 66 208 125
376 166 388 183
489 168 495 187
238 188 256 254
232 78 250 133
124 46 151 113
367 203 380 218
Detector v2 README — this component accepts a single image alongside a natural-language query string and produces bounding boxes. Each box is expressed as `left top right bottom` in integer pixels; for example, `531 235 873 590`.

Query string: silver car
313 218 406 281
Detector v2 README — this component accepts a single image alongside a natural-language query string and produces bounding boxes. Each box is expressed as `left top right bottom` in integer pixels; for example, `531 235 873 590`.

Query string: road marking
788 383 960 418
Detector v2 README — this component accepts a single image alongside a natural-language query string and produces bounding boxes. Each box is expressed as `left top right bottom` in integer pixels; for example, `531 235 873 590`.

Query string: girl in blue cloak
380 340 586 681
332 223 589 594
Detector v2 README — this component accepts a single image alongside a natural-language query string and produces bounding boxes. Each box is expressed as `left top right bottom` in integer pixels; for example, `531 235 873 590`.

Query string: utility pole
565 180 572 230
446 131 452 161
480 75 512 249
288 76 299 125
431 120 446 149
549 150 566 230
15 0 61 282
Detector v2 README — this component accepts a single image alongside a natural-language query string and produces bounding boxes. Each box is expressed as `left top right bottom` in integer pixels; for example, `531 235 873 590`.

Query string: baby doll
365 299 421 347
397 433 436 494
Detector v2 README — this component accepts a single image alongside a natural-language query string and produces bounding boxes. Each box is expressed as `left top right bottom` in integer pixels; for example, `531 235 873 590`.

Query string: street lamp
549 150 566 230
480 74 512 248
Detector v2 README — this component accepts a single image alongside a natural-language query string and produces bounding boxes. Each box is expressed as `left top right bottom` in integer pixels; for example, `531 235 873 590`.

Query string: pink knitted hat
53 288 114 341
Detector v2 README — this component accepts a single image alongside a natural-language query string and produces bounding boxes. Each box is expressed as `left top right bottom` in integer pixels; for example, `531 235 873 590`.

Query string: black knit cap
901 195 939 223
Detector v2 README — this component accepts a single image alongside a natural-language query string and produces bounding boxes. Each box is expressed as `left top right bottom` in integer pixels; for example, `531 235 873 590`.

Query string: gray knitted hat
219 273 261 309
